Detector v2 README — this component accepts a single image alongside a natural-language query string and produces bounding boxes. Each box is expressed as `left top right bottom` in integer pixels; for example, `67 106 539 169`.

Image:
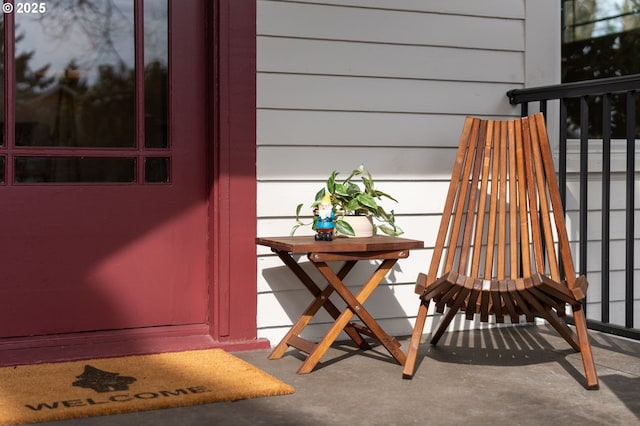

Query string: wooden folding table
256 235 424 374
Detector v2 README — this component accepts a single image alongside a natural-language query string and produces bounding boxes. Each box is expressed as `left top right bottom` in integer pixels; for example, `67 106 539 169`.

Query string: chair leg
573 308 599 390
430 304 461 345
430 282 472 344
402 299 430 379
542 305 599 390
542 309 581 352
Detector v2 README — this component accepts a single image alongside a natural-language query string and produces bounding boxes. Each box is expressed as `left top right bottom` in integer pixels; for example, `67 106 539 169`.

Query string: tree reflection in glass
14 0 167 149
144 0 168 149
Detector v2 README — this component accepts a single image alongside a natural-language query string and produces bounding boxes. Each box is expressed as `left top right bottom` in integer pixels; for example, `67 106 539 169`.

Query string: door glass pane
0 156 4 183
15 1 135 147
145 157 169 183
144 0 169 149
14 157 136 183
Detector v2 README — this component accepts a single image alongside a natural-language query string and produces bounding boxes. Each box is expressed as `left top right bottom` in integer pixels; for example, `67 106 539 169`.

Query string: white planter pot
337 215 374 238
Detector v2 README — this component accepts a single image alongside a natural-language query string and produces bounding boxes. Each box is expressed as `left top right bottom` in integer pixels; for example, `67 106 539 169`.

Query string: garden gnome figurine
315 193 335 241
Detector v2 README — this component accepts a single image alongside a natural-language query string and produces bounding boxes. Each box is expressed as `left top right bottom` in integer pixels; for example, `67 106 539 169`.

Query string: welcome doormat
0 349 295 425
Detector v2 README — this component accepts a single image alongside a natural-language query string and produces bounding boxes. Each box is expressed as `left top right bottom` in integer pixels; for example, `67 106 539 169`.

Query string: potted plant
291 164 403 238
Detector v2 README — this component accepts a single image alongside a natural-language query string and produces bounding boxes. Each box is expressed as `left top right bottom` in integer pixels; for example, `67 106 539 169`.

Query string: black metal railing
507 74 640 340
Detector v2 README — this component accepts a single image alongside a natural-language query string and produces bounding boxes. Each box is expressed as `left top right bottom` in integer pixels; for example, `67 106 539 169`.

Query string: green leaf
327 171 338 193
356 193 378 210
290 224 302 236
362 176 374 194
345 182 360 195
334 183 349 196
335 219 355 236
377 224 403 236
345 198 362 213
375 206 391 221
373 189 398 202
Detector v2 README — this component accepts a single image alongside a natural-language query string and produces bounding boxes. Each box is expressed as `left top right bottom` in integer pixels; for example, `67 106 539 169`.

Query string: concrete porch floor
37 325 639 426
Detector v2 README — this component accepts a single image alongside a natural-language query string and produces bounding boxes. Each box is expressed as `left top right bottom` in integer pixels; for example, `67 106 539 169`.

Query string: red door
0 1 208 338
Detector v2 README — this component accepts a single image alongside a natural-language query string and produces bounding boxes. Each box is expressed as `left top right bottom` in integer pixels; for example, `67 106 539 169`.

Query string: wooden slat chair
402 113 599 389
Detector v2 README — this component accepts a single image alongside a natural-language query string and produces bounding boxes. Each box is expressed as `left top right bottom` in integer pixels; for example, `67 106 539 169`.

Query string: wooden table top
256 235 424 254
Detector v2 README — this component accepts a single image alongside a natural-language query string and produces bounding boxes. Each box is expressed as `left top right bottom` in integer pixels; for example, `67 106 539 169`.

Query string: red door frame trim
208 0 267 347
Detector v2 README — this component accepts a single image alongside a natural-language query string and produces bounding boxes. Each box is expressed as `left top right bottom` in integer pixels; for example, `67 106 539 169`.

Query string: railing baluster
602 94 611 324
558 99 568 283
559 99 568 212
579 96 589 274
625 90 636 329
579 96 589 315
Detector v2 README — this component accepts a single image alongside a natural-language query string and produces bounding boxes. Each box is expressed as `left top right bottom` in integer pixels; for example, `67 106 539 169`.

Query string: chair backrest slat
522 118 546 274
496 120 509 280
429 117 475 283
508 120 519 279
529 116 560 280
458 120 487 275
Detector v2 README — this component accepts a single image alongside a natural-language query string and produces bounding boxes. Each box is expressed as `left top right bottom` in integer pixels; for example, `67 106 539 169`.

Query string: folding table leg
297 259 406 374
269 252 370 361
